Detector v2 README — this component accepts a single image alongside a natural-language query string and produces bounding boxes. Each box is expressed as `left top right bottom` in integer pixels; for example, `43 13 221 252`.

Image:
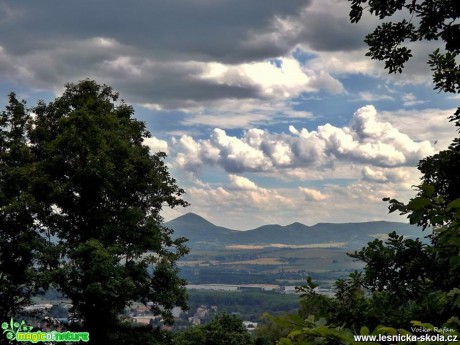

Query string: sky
0 0 458 229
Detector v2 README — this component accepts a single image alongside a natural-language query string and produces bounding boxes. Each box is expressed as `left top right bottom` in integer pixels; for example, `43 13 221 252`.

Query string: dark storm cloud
298 13 366 52
0 0 375 107
0 0 311 62
119 76 263 106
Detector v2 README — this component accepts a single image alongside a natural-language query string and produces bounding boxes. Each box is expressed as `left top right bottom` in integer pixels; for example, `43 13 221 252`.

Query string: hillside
166 213 428 250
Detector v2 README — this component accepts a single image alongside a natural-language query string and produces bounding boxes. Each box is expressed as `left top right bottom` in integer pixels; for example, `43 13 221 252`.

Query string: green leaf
409 210 424 224
360 326 370 335
411 321 435 331
408 197 431 210
447 198 460 210
421 184 435 196
449 256 460 269
374 326 397 335
288 329 304 338
278 338 294 345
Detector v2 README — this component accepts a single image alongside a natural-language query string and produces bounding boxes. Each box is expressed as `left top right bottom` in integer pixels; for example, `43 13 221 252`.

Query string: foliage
273 314 460 345
253 314 294 345
186 290 299 322
348 0 460 95
296 277 333 321
105 323 173 345
345 0 460 330
272 3 460 343
174 314 254 345
30 80 189 338
0 80 189 343
0 94 45 320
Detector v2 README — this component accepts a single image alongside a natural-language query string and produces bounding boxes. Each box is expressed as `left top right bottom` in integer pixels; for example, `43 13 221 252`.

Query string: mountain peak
170 212 215 225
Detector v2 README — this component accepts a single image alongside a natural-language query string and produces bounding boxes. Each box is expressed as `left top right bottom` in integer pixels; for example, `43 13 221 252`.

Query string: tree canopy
349 0 460 92
269 2 460 343
0 80 189 343
174 314 254 345
0 94 44 321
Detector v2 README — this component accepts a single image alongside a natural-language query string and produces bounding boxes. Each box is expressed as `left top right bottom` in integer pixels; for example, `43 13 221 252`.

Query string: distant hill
165 213 430 250
165 213 238 247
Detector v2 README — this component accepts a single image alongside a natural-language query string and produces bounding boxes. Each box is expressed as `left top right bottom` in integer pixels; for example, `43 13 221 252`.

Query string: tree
204 314 254 345
174 314 254 345
174 325 206 345
347 0 460 328
26 80 189 342
349 0 460 91
274 3 460 342
348 0 460 160
0 94 45 320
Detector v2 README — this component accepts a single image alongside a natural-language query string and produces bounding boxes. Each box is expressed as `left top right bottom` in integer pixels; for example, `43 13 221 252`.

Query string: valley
167 213 428 287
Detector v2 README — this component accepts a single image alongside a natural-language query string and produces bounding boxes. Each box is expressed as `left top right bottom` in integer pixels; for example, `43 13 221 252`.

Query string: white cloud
359 92 394 102
143 137 169 154
308 70 345 94
200 57 344 99
299 187 328 201
169 176 297 229
379 107 458 149
305 50 377 76
361 166 414 185
402 93 426 107
0 0 445 116
229 174 259 190
180 98 314 129
162 173 421 229
171 105 435 174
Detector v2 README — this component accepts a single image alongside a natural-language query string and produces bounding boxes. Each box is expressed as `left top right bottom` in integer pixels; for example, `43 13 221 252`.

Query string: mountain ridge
165 213 428 250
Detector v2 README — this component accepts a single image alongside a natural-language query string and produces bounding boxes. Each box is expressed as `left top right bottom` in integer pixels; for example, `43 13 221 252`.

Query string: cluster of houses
18 284 334 333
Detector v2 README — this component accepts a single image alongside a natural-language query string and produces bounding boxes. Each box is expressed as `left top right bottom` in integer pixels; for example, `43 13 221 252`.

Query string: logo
2 318 89 343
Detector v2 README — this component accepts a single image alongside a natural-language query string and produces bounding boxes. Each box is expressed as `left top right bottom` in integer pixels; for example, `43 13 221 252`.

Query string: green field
178 246 364 286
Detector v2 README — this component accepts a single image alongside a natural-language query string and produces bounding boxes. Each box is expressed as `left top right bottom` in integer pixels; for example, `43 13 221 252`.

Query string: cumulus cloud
0 0 325 109
299 187 328 201
0 0 311 61
171 105 435 174
361 166 413 184
229 174 259 191
143 137 169 154
0 0 388 112
379 107 458 149
200 57 343 99
0 0 444 115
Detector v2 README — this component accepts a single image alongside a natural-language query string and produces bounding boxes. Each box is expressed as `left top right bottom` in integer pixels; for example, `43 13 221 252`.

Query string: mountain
165 213 239 247
165 213 429 250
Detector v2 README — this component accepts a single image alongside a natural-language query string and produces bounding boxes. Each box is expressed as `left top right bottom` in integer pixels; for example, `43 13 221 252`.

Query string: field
178 245 364 286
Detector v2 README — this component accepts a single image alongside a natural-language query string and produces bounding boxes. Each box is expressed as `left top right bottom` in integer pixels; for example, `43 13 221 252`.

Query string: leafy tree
204 313 254 345
296 277 333 321
174 325 206 345
347 0 460 325
349 0 460 92
0 94 45 320
25 80 189 342
348 0 460 176
253 314 292 345
274 3 460 341
174 314 254 345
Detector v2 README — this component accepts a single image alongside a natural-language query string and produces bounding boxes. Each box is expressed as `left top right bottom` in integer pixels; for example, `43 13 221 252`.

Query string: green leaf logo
2 318 31 341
